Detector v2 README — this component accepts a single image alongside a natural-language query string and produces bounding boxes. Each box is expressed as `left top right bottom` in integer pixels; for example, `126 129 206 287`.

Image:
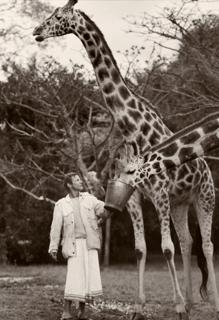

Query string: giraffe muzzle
104 179 135 213
35 36 44 42
33 27 45 42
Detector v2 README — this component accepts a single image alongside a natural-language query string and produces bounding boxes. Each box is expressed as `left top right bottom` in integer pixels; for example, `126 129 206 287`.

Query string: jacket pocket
62 237 75 259
63 211 73 225
87 215 98 231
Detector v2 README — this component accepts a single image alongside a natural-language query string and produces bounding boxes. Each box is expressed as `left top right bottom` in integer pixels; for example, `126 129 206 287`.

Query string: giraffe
109 111 219 317
33 1 218 318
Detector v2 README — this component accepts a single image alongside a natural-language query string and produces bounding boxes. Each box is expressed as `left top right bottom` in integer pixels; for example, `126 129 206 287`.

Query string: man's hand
97 217 104 226
97 210 112 226
50 250 57 261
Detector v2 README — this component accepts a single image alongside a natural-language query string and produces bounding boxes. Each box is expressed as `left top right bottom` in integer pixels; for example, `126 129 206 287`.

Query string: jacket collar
65 192 89 202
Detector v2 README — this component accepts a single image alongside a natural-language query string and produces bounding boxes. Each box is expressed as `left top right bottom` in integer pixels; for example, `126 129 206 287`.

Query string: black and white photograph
1 0 219 319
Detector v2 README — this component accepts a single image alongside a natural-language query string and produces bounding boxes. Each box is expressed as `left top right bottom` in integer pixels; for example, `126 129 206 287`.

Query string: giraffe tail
194 224 208 301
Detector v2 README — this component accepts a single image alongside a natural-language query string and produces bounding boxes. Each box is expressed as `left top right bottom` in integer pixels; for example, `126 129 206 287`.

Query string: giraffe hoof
216 311 219 320
185 303 192 314
130 312 145 320
178 312 190 320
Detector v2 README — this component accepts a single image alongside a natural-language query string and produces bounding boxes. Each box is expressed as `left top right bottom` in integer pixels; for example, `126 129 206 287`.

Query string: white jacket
48 192 105 259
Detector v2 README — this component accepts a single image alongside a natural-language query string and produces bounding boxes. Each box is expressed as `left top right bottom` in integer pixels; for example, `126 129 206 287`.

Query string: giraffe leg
154 191 188 319
171 204 194 312
126 191 146 315
194 186 219 315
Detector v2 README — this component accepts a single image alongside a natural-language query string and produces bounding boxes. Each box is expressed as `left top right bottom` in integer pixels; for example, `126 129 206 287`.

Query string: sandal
77 315 89 320
60 315 73 320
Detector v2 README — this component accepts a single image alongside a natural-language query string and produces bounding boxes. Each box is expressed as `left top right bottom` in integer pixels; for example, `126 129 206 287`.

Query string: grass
0 255 219 319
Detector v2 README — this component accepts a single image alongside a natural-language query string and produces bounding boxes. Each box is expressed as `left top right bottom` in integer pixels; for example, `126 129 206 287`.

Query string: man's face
69 174 84 192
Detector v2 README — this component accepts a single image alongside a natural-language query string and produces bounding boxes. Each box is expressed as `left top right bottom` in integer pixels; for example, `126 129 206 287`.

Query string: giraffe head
33 0 79 42
113 144 145 187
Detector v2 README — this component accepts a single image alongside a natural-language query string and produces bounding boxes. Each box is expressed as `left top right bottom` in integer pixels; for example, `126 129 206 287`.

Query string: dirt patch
0 276 34 283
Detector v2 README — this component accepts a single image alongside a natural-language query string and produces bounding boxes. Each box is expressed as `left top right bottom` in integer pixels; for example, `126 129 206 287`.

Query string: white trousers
64 239 102 302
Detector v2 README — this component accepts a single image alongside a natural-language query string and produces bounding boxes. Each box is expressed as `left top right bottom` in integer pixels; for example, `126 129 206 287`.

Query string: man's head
64 172 84 193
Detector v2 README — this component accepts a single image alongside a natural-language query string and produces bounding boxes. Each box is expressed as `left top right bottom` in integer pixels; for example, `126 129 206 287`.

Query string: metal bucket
104 179 135 213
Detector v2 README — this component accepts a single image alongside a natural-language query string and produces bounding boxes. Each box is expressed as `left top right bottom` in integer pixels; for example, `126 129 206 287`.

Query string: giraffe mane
78 11 160 116
78 11 123 80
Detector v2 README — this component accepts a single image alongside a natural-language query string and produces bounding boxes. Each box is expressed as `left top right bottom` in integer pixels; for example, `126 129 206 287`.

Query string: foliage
0 57 119 264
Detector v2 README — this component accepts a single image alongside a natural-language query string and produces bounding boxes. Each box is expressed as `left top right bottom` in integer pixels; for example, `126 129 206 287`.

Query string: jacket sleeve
48 202 63 253
92 196 108 219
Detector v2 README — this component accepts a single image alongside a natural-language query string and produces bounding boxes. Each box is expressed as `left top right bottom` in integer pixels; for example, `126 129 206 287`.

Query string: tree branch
0 173 55 205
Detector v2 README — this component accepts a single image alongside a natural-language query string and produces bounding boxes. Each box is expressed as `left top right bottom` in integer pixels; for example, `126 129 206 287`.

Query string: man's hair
64 172 79 191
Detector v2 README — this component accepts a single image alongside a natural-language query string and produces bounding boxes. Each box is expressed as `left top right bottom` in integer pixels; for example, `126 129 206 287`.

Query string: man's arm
92 196 111 226
48 201 63 257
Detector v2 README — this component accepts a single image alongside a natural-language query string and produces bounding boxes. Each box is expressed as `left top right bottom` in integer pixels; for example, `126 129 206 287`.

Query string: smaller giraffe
114 111 219 186
109 112 219 318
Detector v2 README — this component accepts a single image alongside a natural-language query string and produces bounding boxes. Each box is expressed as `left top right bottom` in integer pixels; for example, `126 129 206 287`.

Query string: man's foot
77 301 87 319
77 310 87 319
61 312 73 320
62 299 73 319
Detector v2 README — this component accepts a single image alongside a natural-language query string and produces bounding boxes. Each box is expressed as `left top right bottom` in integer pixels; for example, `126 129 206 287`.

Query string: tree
0 57 122 263
126 0 219 251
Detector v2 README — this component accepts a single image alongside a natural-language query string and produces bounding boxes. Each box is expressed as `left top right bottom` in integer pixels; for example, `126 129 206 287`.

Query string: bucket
104 179 135 213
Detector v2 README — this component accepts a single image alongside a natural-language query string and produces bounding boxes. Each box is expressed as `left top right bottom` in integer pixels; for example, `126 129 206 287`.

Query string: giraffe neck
73 10 172 152
75 11 131 106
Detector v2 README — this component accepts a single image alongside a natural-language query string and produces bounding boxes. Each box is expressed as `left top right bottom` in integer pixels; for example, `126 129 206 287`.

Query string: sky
2 0 219 79
30 0 179 76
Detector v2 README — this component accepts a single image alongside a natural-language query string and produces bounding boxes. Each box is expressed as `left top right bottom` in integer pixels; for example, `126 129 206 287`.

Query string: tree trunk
103 216 111 266
0 234 7 264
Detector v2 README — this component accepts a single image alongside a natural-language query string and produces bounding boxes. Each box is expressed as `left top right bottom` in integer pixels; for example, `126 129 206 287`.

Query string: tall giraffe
33 1 218 318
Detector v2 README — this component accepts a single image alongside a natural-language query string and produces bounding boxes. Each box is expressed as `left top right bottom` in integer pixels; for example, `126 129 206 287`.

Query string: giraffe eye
54 8 62 20
126 169 136 175
55 14 62 20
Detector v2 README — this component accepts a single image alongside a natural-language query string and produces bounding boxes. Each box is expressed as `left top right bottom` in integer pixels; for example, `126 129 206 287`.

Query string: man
49 172 107 320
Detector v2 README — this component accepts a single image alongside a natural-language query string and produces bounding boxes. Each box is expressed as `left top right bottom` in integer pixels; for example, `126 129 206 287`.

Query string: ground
0 255 219 320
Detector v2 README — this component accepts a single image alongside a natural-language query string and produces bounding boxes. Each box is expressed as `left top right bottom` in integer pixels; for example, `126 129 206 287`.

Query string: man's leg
77 301 86 319
61 299 72 319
